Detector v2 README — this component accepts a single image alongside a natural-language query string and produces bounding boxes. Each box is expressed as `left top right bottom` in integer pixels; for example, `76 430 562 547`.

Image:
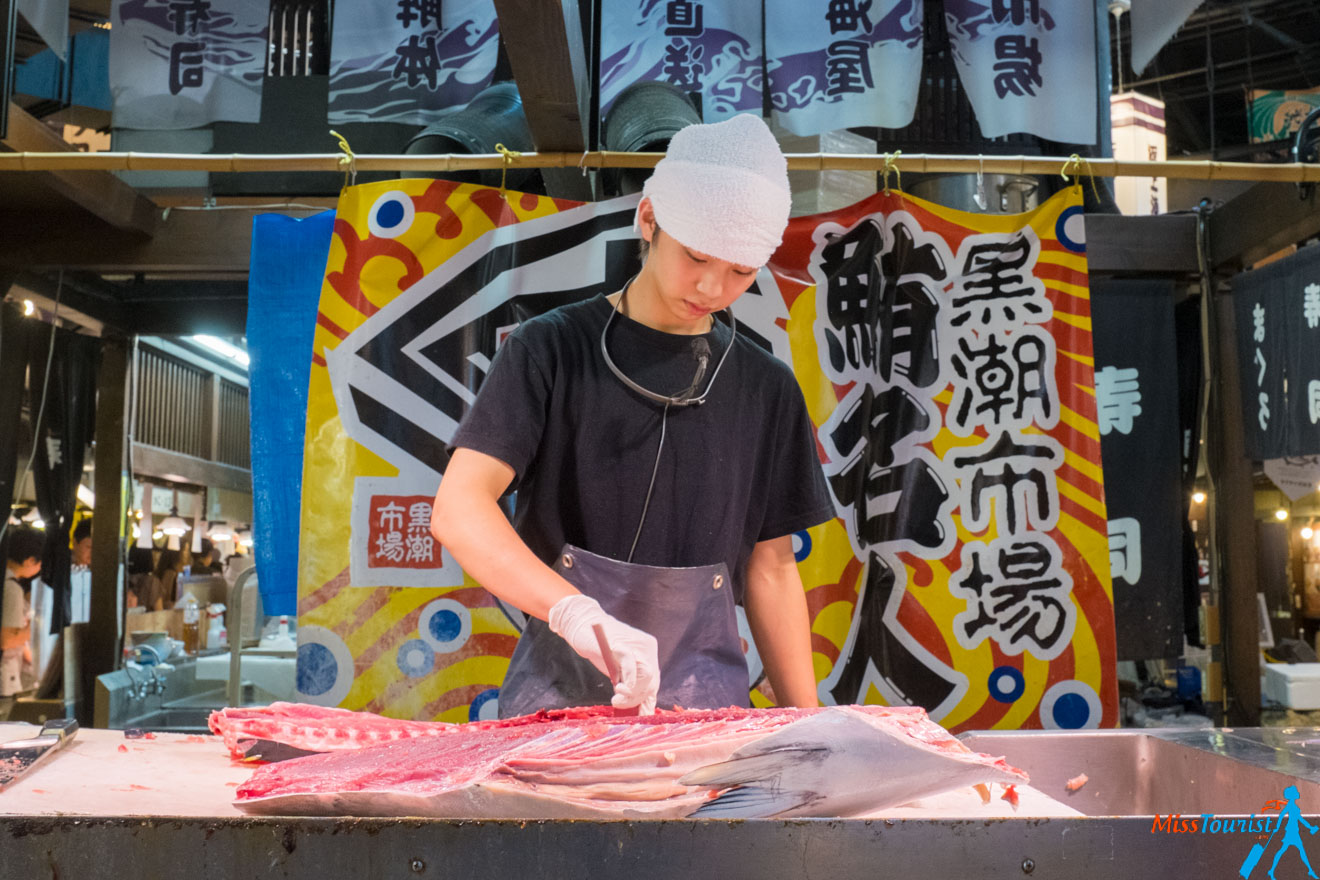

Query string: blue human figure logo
1269 785 1319 880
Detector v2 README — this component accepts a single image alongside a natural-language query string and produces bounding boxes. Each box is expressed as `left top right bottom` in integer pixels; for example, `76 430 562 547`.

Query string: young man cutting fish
431 114 834 717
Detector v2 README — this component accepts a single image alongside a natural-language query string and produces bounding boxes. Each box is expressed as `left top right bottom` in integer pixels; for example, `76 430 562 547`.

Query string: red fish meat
231 703 1027 819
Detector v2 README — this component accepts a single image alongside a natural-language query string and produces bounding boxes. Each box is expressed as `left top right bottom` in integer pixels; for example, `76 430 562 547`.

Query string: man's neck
610 271 712 336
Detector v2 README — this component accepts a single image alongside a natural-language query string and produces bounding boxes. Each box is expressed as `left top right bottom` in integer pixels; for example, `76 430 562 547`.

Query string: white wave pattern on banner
328 0 498 126
767 0 923 137
600 0 763 122
110 0 269 130
944 0 1097 143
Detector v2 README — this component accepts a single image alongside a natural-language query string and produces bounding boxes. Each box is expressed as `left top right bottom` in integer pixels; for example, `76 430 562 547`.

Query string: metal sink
118 707 215 734
960 728 1320 816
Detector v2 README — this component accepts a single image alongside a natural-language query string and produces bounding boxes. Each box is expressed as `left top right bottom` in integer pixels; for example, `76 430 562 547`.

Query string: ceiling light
237 528 254 548
1304 527 1315 541
159 511 189 537
31 519 45 530
191 334 251 366
22 299 34 316
208 521 234 542
1275 509 1289 521
1192 491 1206 504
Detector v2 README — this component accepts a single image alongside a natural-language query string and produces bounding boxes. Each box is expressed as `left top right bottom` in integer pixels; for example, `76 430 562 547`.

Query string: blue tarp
246 211 335 616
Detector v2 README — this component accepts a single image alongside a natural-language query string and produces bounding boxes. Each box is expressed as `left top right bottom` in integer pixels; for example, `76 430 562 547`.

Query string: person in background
71 519 92 570
127 546 163 611
153 548 184 608
2 527 44 711
191 538 223 576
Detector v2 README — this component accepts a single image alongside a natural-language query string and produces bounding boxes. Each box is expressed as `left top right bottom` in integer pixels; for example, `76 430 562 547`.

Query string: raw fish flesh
228 703 1026 819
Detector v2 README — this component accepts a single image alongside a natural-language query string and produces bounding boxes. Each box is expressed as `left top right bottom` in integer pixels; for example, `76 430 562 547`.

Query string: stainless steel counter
4 726 1318 879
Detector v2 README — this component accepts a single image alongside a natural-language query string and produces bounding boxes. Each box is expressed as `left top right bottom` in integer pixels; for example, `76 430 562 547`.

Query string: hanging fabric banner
1233 242 1320 459
766 0 922 136
600 0 762 122
1090 280 1183 661
944 0 1097 144
247 211 337 618
327 0 499 126
298 179 1114 730
109 0 270 130
18 0 69 61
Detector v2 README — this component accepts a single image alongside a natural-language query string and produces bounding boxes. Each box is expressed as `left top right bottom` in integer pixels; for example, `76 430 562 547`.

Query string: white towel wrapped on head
640 114 791 269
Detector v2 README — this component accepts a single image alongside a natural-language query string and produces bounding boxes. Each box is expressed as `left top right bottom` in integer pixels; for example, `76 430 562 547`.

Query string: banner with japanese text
1234 243 1320 460
600 0 762 122
297 179 1116 730
109 0 269 130
327 0 498 126
1091 280 1184 661
766 0 923 136
944 0 1097 144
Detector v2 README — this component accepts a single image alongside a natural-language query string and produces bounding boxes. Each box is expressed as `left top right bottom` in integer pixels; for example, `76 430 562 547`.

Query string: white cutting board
0 726 253 817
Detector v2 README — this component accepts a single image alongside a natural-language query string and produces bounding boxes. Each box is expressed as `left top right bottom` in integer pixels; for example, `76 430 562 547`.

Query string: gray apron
498 544 750 718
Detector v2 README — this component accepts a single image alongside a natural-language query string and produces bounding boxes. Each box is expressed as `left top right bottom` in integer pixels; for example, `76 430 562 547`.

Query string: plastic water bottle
182 596 201 654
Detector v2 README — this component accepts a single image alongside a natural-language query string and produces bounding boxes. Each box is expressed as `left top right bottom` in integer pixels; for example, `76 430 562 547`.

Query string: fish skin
682 707 1029 819
233 704 1027 820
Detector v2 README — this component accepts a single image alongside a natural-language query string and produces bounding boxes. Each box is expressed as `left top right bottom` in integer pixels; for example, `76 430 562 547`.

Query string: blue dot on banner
1055 205 1087 253
793 530 812 562
396 639 435 678
376 198 405 229
297 643 337 696
429 609 463 643
469 688 501 722
1052 692 1090 729
988 666 1025 703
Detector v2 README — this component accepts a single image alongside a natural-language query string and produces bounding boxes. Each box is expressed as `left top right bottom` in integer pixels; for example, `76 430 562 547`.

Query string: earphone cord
626 401 670 564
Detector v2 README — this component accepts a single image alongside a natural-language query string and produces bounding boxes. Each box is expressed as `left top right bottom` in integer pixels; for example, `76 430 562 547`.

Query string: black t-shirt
451 293 834 603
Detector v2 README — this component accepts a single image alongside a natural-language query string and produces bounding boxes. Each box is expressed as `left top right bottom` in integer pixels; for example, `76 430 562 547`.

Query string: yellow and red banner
297 178 1115 730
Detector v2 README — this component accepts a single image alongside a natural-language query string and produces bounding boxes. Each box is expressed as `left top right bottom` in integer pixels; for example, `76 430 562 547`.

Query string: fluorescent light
191 335 251 366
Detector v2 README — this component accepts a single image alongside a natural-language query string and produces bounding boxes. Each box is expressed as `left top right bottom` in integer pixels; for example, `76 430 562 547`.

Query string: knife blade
0 718 79 791
591 623 639 717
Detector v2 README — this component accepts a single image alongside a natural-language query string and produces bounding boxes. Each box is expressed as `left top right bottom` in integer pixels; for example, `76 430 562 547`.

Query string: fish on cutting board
227 703 1026 820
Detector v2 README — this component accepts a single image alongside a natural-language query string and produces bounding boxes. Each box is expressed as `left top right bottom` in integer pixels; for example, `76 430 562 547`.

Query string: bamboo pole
0 149 1318 182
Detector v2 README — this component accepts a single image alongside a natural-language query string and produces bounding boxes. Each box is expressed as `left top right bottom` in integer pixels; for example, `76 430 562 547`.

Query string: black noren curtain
30 328 100 635
0 303 39 560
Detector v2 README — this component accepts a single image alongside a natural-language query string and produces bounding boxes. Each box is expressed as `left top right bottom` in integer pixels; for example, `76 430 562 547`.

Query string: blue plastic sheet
245 211 335 616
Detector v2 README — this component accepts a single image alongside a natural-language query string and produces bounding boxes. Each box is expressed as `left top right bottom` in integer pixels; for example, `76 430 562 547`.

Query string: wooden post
86 333 130 727
1210 291 1261 726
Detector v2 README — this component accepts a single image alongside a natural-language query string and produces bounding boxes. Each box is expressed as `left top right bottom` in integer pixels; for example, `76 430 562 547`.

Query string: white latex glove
548 594 659 715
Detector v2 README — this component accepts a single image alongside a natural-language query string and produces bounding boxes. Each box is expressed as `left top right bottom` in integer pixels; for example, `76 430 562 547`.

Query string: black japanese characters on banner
1091 280 1184 661
1234 244 1320 459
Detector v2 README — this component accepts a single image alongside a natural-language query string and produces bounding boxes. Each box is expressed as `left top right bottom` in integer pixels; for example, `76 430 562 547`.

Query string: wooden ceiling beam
0 203 326 273
492 0 593 201
1 102 161 236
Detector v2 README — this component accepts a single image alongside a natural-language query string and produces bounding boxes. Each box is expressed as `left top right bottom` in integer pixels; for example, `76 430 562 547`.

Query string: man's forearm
1 626 27 652
744 537 818 708
431 481 578 622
